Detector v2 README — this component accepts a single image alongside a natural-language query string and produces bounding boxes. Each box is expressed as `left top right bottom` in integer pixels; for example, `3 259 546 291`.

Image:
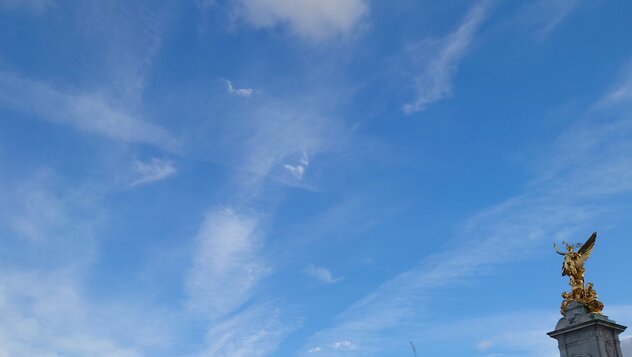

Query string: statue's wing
578 232 597 261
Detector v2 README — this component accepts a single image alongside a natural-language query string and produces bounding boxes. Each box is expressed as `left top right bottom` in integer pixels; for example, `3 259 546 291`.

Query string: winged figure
554 232 596 290
554 232 602 315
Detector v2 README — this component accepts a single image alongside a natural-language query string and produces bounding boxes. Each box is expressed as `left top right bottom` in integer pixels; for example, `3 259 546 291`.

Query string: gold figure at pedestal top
554 232 604 316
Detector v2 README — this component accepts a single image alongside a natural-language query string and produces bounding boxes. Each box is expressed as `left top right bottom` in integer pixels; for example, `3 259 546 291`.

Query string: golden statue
554 232 604 316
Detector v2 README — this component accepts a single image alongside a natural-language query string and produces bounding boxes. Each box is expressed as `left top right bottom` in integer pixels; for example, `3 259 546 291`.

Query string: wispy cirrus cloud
0 71 179 151
238 107 336 188
0 169 173 356
9 180 72 243
0 271 137 357
304 264 343 284
0 170 102 270
184 209 302 356
516 0 582 42
230 0 369 41
198 303 300 357
595 62 632 108
75 1 171 104
0 269 171 357
195 94 347 192
130 158 177 187
185 208 270 320
403 0 494 114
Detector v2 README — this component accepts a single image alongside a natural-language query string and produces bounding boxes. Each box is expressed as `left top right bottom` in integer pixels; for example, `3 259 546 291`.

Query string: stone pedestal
548 302 627 357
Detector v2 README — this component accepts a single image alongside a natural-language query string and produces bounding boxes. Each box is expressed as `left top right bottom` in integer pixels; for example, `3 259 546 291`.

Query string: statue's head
563 242 574 252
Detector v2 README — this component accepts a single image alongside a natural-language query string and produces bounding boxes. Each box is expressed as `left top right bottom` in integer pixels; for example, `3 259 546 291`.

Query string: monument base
548 302 627 357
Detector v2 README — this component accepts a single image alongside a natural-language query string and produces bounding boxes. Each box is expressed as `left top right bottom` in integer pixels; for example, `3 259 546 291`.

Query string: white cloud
284 152 310 180
304 339 357 355
198 303 299 357
331 340 357 350
185 208 270 320
403 0 493 113
225 79 254 97
304 264 343 284
231 0 368 41
0 71 179 151
130 158 177 187
283 163 305 179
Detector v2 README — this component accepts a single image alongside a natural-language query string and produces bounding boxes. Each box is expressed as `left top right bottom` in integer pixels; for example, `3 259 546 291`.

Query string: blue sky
1 0 632 356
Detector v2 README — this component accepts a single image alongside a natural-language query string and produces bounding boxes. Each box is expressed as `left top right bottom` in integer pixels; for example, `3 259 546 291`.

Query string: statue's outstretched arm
553 243 566 256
